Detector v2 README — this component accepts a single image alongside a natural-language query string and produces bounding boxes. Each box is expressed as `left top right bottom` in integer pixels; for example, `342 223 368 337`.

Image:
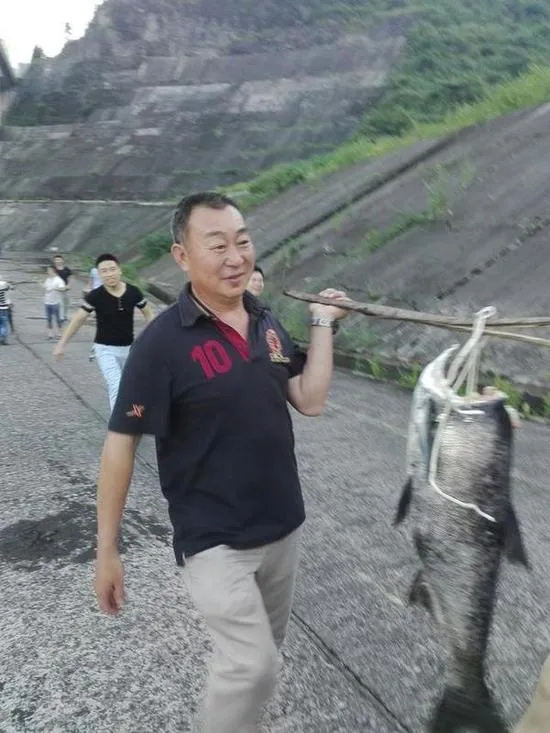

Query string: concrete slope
0 200 174 258
144 135 455 296
245 103 550 389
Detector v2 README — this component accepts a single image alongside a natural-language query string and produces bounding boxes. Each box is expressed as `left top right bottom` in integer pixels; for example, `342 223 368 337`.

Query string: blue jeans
59 290 70 322
93 343 131 410
0 310 9 342
45 304 62 329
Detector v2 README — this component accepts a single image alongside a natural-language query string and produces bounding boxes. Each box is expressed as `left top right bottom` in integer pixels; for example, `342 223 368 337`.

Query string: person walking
88 265 103 292
0 277 12 345
7 300 14 334
52 254 73 322
42 265 66 340
53 253 154 410
92 191 348 733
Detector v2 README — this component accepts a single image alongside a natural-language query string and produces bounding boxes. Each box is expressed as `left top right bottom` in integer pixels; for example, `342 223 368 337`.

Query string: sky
1 0 106 69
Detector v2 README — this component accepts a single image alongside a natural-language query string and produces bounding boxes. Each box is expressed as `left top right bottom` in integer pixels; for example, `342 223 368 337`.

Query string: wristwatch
310 315 339 334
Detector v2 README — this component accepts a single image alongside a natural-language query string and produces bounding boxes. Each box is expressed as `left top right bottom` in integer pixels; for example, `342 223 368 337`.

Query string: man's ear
171 242 189 272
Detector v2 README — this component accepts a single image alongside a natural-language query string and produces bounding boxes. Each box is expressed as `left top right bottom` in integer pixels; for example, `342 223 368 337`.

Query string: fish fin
393 477 413 526
407 570 433 615
429 685 509 733
503 505 530 568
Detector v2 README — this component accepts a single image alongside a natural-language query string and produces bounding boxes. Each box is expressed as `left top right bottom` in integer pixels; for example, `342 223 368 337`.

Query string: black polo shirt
108 284 307 564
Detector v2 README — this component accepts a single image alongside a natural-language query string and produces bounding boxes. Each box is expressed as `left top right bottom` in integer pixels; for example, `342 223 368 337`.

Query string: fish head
406 345 514 493
414 345 515 521
406 346 460 482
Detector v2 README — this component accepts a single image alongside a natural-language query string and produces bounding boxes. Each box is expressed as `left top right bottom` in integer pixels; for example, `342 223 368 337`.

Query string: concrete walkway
0 258 548 732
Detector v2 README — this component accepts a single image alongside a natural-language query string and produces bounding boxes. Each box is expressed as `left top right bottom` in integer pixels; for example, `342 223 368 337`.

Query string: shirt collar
177 282 267 327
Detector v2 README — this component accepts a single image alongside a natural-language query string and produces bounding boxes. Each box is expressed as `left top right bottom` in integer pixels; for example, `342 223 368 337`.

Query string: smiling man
93 191 348 733
53 253 154 410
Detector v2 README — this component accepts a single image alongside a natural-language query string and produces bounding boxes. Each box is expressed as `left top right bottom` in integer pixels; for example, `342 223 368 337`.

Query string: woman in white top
43 266 66 339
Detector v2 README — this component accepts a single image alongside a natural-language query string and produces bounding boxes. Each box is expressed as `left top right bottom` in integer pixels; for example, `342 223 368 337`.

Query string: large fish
394 345 529 733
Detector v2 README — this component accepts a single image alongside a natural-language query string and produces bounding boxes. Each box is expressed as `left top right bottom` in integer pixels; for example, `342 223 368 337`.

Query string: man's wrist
310 315 339 334
97 540 119 555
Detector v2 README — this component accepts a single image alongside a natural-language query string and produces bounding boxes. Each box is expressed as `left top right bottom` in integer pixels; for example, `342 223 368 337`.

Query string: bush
248 162 310 199
358 105 414 138
140 231 172 263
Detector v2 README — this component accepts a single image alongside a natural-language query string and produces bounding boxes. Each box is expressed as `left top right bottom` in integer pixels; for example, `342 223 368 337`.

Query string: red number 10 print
192 341 232 379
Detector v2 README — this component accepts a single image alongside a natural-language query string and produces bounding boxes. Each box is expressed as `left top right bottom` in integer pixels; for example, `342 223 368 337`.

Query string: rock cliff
2 0 409 201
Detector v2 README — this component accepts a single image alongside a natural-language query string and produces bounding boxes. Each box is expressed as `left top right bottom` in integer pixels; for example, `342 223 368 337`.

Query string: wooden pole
283 290 550 348
284 290 550 330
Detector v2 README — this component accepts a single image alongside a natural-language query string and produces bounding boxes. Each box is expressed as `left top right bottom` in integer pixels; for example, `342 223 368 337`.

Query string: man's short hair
253 265 264 277
95 253 120 267
170 191 240 245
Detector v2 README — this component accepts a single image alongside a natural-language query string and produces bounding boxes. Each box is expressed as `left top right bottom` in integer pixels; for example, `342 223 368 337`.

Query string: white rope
427 307 498 523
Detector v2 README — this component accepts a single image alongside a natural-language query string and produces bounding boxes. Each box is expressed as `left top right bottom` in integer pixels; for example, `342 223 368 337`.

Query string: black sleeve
132 285 148 310
287 341 306 378
108 331 173 438
81 289 97 313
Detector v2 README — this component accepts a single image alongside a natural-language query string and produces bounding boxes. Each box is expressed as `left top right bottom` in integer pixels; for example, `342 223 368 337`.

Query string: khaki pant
515 653 550 733
182 527 302 733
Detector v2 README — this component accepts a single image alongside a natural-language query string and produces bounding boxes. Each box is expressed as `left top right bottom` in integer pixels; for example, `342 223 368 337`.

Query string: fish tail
429 685 509 733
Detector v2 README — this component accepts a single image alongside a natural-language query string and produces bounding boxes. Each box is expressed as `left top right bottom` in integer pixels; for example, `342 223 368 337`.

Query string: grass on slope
136 65 550 264
222 65 550 210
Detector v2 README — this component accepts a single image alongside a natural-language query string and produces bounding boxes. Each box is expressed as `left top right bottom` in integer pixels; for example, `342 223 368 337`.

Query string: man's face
172 205 255 302
53 256 64 269
247 270 264 297
97 259 122 289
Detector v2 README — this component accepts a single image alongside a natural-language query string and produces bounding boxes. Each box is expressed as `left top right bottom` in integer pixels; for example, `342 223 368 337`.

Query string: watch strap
310 315 339 334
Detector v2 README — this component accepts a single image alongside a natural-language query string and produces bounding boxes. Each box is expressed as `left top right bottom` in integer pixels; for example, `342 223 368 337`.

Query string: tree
31 46 45 61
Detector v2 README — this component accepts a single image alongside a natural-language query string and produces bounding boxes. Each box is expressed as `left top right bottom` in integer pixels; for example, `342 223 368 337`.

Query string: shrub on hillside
140 231 172 263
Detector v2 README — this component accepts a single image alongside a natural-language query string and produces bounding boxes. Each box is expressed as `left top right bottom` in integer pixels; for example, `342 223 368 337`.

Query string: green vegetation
352 212 430 255
138 230 173 265
337 319 379 354
358 5 550 136
367 358 385 381
224 64 550 210
492 375 523 411
397 364 422 390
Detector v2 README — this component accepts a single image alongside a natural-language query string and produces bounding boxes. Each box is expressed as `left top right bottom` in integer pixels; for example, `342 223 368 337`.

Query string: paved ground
1 259 549 733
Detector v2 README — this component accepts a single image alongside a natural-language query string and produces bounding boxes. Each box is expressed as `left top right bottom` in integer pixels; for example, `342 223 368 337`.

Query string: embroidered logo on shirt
265 328 290 364
126 404 145 418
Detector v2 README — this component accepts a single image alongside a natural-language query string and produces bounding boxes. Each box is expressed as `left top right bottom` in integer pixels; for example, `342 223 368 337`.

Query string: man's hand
52 342 65 360
94 550 125 616
309 288 349 322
